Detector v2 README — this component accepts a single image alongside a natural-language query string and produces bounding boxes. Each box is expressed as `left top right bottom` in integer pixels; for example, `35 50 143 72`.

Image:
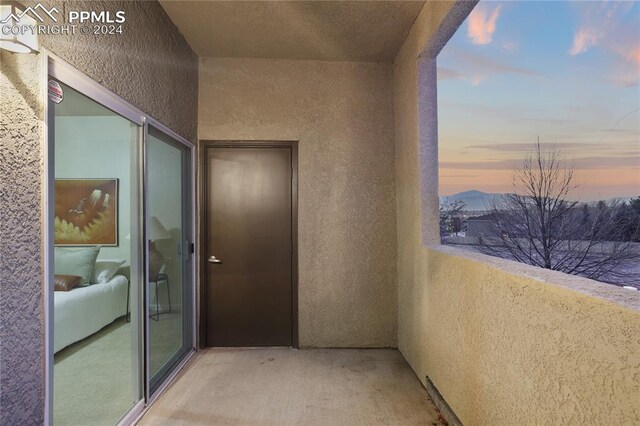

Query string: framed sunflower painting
54 179 119 246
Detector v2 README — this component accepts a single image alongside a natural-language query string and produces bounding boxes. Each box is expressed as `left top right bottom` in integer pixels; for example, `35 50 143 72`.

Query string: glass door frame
144 124 195 397
44 50 197 425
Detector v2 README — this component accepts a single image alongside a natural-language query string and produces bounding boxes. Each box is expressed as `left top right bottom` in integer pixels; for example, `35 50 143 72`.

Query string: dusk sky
438 1 640 201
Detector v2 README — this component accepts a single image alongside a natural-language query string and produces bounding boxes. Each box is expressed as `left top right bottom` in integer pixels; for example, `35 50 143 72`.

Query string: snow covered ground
442 238 640 290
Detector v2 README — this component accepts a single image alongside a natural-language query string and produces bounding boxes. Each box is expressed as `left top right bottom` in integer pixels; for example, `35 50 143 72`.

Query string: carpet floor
54 318 137 426
149 312 183 377
54 312 184 426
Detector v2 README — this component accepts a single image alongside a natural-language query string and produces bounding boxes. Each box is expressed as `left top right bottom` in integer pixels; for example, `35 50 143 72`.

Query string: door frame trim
198 140 299 349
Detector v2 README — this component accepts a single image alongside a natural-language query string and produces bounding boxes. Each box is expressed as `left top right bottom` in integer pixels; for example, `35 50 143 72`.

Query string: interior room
1 1 638 425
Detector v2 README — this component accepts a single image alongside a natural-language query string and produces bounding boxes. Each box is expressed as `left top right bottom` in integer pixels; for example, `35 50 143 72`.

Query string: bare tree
440 199 466 237
479 141 639 285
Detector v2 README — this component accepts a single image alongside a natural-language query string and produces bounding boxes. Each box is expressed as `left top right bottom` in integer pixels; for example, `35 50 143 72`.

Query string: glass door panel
146 126 192 393
51 80 143 425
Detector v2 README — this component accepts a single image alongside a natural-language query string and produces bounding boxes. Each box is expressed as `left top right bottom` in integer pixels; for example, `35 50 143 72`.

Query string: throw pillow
54 274 82 291
91 259 126 284
54 246 101 285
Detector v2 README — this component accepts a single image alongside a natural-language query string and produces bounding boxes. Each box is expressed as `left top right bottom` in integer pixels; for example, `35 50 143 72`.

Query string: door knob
208 255 223 264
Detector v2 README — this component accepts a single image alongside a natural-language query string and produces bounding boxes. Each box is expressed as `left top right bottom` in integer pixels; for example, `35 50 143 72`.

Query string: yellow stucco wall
198 58 398 347
395 2 640 424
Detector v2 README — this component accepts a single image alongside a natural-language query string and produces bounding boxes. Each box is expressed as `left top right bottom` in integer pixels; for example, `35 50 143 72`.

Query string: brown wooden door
204 144 295 347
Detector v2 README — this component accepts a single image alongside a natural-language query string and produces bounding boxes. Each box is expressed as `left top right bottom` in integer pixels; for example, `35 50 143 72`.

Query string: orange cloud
467 4 501 45
613 43 640 67
608 42 640 86
628 47 640 65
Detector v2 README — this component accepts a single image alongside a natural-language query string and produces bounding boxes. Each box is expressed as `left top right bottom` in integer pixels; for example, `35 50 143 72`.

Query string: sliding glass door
146 126 193 395
50 80 144 425
48 58 195 424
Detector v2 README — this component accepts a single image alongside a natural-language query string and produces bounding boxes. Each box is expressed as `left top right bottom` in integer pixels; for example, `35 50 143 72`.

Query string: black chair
149 273 172 321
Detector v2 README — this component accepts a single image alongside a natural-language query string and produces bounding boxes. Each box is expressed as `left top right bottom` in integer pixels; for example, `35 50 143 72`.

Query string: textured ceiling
159 1 426 62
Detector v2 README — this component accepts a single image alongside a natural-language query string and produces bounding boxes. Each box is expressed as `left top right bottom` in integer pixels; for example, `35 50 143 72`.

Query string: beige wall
394 2 640 424
393 0 453 388
0 1 197 422
199 57 397 347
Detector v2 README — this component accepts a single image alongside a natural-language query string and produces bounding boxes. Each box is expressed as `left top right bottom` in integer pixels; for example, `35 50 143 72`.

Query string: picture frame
54 178 119 246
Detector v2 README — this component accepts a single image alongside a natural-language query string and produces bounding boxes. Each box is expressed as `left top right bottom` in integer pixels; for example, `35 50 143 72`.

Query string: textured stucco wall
421 247 640 424
393 0 455 393
42 0 198 140
199 57 397 348
394 2 640 424
0 1 197 422
0 51 45 426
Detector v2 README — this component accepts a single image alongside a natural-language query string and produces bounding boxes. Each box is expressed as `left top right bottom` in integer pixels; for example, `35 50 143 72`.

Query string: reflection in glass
52 82 142 425
147 127 190 391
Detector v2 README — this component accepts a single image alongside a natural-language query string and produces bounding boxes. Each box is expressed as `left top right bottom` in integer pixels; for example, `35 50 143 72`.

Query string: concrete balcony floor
140 348 444 426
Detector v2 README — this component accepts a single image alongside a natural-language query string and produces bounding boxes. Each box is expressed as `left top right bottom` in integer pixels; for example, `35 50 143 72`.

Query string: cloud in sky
569 28 600 56
440 101 568 125
609 73 639 88
624 46 640 65
501 41 518 53
609 28 640 86
437 67 465 81
438 49 540 85
469 142 599 152
600 128 636 134
467 4 502 45
439 2 639 199
439 174 479 178
466 142 640 155
569 1 633 55
569 1 639 86
441 156 640 170
460 50 539 77
570 4 639 52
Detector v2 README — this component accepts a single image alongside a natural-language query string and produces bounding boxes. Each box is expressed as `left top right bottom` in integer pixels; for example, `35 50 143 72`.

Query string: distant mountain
440 190 635 212
439 190 504 211
597 197 633 205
